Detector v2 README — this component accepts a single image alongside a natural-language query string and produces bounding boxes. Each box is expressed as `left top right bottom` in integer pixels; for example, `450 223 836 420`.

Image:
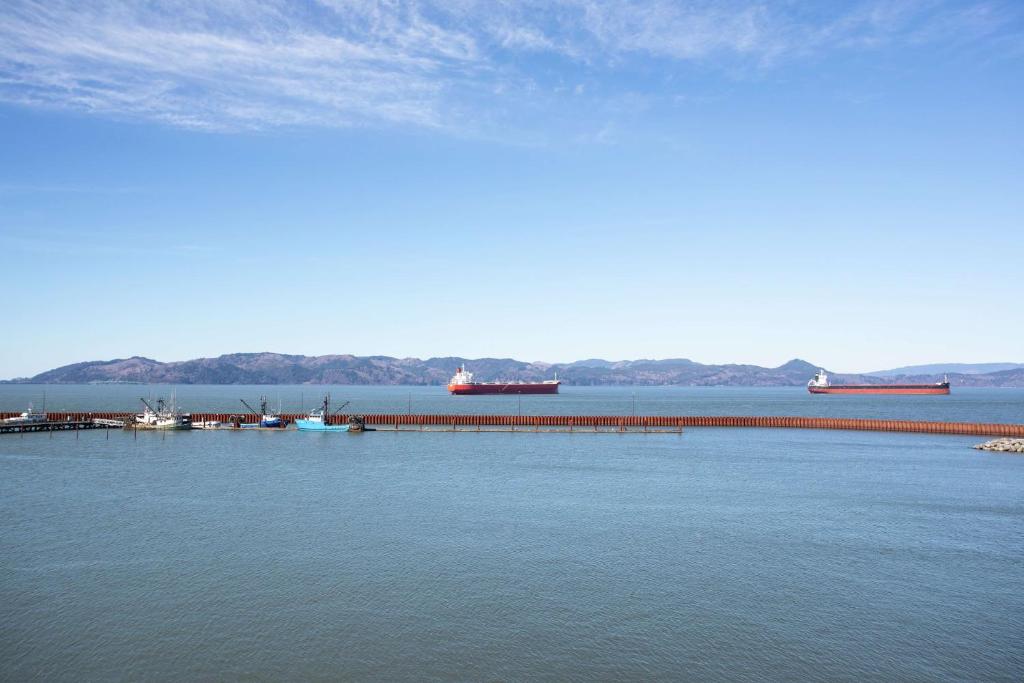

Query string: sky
1 0 1022 378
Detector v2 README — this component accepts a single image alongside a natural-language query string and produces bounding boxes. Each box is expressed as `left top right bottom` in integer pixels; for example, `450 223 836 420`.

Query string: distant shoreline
2 382 1021 390
5 354 1022 388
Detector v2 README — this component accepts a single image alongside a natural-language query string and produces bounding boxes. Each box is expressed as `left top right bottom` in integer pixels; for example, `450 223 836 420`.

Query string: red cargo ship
447 366 560 395
807 370 950 395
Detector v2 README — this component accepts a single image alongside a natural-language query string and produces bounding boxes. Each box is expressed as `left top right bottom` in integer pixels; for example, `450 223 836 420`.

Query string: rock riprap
974 438 1024 453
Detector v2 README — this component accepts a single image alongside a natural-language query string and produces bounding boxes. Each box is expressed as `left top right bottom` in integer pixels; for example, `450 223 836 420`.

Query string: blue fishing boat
239 396 287 428
296 394 350 432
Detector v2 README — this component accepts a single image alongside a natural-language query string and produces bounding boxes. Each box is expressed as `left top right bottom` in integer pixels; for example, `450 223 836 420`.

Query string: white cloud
0 0 1017 133
0 0 483 130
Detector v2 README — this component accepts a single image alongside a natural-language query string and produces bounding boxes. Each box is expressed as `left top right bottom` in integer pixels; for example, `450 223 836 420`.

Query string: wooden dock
0 419 124 435
2 412 1022 437
369 424 684 434
195 413 1024 437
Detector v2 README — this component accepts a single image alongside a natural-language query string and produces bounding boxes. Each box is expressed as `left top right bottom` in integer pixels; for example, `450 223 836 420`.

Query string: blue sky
1 0 1022 378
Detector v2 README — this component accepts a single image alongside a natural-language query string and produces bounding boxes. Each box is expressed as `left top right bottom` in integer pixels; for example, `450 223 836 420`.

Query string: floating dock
2 412 1022 437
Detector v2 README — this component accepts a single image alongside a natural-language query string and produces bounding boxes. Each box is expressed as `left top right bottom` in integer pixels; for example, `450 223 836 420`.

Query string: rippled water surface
2 386 1022 681
2 384 1023 422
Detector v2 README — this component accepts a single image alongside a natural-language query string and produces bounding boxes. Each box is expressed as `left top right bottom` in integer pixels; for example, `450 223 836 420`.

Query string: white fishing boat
135 395 190 430
2 402 48 424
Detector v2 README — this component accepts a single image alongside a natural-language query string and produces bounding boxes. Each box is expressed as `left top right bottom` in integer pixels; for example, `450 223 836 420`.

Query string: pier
2 412 1023 437
0 419 124 435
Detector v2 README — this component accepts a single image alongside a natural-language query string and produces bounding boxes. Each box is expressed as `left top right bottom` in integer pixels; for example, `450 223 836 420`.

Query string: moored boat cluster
974 438 1024 453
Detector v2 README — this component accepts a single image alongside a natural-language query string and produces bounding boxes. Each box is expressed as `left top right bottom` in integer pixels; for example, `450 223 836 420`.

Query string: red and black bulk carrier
447 366 560 395
807 370 950 395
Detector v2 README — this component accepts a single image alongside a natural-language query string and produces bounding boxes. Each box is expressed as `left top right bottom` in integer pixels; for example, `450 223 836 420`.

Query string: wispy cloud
0 1 1018 134
0 0 485 130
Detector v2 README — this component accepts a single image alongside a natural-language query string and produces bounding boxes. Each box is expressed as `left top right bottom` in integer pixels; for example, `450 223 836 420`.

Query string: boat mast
240 398 262 418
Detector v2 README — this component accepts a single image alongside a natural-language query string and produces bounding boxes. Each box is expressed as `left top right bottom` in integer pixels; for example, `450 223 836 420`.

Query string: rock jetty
974 438 1024 453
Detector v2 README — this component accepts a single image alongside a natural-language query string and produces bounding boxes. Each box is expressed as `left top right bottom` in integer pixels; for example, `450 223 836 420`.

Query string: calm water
2 384 1023 422
2 387 1023 681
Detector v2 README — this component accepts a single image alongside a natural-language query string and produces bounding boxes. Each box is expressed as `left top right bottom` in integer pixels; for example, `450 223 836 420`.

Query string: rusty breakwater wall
5 413 1024 437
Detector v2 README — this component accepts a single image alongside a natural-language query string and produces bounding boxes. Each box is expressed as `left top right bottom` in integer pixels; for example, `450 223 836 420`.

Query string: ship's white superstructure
808 370 830 388
450 366 474 385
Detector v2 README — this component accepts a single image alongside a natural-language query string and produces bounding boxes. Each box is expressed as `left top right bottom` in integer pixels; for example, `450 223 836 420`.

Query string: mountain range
866 362 1024 377
5 354 1023 387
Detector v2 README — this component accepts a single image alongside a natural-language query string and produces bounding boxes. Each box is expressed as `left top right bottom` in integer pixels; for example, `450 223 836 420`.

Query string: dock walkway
2 412 1022 437
0 419 124 435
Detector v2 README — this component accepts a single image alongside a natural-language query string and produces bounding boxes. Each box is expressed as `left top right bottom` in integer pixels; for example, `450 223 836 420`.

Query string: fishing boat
2 402 48 424
238 395 287 428
346 415 373 432
295 394 350 432
135 395 190 429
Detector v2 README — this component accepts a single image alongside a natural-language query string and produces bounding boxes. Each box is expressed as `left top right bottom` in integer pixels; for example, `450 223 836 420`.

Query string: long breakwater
4 412 1023 437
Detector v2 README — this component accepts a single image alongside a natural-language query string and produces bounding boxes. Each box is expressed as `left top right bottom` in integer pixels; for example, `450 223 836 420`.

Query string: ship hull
295 419 349 431
238 419 286 429
809 385 950 395
448 382 560 395
134 421 190 429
